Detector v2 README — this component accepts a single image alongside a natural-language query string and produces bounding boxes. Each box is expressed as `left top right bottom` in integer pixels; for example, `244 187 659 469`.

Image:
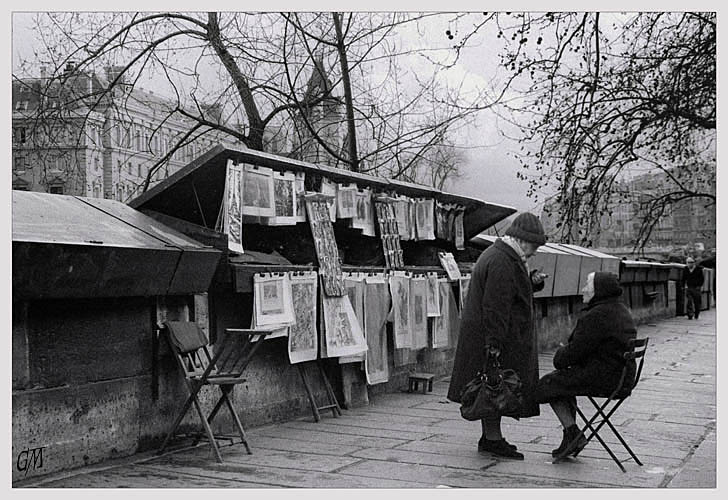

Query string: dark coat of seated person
535 271 637 459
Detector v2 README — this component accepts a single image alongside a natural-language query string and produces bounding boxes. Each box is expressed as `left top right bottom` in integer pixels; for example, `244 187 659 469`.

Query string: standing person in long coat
447 212 547 460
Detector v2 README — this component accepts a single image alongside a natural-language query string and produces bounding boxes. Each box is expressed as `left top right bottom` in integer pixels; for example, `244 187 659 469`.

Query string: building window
49 185 64 195
15 127 27 144
14 156 25 171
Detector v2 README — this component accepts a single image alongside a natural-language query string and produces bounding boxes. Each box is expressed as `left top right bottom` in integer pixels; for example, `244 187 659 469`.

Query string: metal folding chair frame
554 337 650 472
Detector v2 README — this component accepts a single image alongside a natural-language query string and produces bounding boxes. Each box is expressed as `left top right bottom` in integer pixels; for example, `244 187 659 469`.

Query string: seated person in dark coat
535 271 637 458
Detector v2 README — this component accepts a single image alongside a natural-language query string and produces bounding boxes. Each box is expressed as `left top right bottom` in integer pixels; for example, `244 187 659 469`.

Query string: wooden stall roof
12 191 221 299
129 143 517 240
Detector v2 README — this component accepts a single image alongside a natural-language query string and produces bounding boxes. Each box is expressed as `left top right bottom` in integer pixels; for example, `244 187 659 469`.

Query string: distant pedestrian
535 271 637 459
447 212 547 460
684 257 704 319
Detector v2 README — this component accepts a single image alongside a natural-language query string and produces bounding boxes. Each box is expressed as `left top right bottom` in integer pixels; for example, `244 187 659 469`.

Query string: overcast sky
10 11 548 214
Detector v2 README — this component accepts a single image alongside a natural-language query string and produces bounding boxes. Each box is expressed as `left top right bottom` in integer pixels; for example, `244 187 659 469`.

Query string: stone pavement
17 310 716 489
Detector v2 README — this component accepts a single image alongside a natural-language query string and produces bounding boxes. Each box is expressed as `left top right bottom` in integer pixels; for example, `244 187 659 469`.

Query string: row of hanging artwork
217 160 467 254
250 270 471 385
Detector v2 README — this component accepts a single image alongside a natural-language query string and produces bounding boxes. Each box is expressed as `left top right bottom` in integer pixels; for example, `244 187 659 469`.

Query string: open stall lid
129 143 517 240
12 191 221 299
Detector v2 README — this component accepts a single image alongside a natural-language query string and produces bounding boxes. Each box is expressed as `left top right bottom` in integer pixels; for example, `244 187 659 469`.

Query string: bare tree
444 12 716 250
13 11 487 197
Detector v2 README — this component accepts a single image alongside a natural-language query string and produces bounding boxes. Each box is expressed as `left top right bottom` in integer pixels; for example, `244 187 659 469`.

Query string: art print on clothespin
454 207 466 250
253 273 295 328
430 278 451 348
415 198 435 240
426 272 441 317
305 195 345 297
320 294 368 358
459 273 471 312
337 184 358 219
410 275 428 349
242 164 275 219
294 172 307 223
340 272 366 364
389 273 412 349
435 201 448 240
262 171 297 226
320 177 338 222
363 275 391 384
438 251 462 280
287 271 319 364
350 188 376 236
223 160 244 254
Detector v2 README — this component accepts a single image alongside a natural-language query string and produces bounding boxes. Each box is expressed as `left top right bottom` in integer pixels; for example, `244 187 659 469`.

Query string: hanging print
337 184 358 219
262 171 297 225
389 272 412 349
340 272 366 364
438 251 462 280
295 172 307 223
305 194 345 297
253 273 295 328
287 271 319 364
351 188 376 236
410 275 429 349
454 207 466 250
320 294 368 358
459 273 472 312
430 278 451 348
373 197 404 269
364 274 391 385
242 164 275 219
415 198 435 240
223 160 244 254
426 272 441 317
320 177 338 222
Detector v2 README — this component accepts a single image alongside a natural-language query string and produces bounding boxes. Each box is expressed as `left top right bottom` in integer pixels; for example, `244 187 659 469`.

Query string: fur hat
505 212 547 245
593 272 623 299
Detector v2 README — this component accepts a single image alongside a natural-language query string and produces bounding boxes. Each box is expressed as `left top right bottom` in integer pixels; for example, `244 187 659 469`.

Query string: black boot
479 436 517 452
553 425 587 459
480 438 524 460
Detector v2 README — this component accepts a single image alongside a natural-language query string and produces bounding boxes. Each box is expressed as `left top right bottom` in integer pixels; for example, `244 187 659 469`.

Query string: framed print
438 251 462 280
253 273 295 327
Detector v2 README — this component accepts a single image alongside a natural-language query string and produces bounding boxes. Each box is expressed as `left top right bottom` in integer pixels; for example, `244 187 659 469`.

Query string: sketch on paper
337 184 357 219
438 251 462 280
374 199 404 269
223 161 244 254
262 171 297 225
351 188 376 236
295 172 307 223
394 196 413 240
320 177 338 222
253 273 295 328
242 164 275 218
364 274 391 385
415 198 435 240
426 272 441 317
431 278 451 348
389 273 412 349
454 208 465 249
321 294 367 358
459 274 471 312
410 276 428 349
288 271 318 364
340 273 365 363
305 196 345 297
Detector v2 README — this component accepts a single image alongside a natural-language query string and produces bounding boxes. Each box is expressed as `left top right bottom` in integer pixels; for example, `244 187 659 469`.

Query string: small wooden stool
408 372 435 394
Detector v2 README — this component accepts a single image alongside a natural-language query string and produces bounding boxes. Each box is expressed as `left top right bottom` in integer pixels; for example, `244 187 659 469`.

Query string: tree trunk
332 12 359 172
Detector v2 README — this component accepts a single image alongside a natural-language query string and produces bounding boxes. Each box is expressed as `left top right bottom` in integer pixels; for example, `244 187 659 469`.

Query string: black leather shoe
479 436 517 452
480 438 524 460
553 425 587 459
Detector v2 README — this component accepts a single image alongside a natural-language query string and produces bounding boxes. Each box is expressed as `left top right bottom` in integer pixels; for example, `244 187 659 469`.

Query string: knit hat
593 272 622 299
505 212 547 245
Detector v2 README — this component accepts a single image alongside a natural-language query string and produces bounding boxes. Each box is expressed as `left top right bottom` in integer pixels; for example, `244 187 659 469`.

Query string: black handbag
459 349 524 421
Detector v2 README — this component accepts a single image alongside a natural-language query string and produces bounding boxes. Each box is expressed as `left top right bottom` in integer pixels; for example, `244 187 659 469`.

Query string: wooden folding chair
554 337 650 472
158 321 272 463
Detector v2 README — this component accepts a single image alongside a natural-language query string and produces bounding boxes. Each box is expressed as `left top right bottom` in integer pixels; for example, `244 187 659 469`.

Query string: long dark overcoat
447 239 541 418
535 296 637 402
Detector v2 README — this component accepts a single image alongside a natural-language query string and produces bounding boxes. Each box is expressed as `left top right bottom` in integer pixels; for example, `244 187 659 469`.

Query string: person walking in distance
447 212 548 460
684 257 704 320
